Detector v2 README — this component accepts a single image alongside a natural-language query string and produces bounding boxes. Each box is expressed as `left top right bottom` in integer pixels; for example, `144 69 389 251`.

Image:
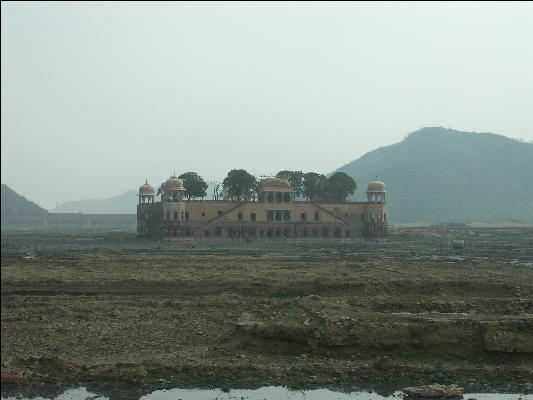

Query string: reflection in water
2 387 532 400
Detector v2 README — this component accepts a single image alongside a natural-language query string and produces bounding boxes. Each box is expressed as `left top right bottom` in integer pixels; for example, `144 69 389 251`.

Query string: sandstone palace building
137 176 387 239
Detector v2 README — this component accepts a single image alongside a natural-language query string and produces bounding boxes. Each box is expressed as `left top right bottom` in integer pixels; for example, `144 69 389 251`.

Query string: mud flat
1 228 532 398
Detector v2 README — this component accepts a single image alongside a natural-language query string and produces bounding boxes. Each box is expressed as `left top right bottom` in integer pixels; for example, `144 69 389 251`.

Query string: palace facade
137 176 387 239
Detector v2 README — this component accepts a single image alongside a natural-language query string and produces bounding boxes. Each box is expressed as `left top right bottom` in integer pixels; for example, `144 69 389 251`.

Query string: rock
238 312 252 323
373 356 395 370
403 384 463 399
483 330 533 353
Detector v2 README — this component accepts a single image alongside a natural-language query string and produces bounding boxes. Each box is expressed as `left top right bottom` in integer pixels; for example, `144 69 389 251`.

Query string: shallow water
2 387 532 400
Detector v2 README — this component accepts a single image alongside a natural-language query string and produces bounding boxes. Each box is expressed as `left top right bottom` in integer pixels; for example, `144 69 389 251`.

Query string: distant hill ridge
51 189 138 214
32 127 533 222
1 184 48 217
333 127 533 222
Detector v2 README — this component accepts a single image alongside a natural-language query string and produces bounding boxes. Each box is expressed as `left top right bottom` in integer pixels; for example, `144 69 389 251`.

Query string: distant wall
1 213 136 231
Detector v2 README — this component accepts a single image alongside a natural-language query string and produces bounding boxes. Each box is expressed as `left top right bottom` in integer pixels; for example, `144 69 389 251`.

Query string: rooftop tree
276 170 305 198
327 172 356 202
222 169 257 201
178 172 208 200
302 172 328 201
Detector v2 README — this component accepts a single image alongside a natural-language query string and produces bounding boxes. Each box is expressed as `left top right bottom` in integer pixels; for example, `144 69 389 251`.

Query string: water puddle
2 387 532 400
510 260 533 267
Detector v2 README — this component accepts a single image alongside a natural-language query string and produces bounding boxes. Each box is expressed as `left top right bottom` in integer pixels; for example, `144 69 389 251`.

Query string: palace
137 176 387 239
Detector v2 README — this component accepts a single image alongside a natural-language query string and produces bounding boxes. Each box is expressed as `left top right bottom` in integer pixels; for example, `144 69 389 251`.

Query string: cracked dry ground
1 228 533 394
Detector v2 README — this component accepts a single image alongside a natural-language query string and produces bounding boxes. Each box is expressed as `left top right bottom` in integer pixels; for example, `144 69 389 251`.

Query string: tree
276 170 305 198
327 172 356 202
178 172 208 200
222 169 257 201
212 181 221 201
302 172 328 201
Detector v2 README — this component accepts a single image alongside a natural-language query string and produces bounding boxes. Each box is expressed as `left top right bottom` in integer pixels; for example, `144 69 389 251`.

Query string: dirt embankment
1 229 533 396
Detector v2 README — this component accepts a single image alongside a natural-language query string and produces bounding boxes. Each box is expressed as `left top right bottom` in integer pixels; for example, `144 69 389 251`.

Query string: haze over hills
1 184 48 217
14 127 533 223
50 190 138 214
50 183 220 214
334 127 533 223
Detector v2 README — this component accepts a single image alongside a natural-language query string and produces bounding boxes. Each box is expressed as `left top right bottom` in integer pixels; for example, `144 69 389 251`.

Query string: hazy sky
2 2 533 209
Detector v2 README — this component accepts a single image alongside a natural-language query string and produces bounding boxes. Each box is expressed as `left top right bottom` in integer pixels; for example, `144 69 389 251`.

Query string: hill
333 127 533 223
51 189 138 214
1 184 48 217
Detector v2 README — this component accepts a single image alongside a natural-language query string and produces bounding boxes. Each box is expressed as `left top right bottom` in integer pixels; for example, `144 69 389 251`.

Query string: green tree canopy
327 172 356 202
302 172 328 201
276 170 305 198
178 172 208 200
222 169 257 201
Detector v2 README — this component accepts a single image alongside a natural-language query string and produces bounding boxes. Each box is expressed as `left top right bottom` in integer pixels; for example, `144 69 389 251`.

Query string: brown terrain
1 228 532 398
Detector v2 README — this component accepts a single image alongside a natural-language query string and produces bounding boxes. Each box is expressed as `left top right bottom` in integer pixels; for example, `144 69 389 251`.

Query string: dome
139 181 155 195
164 176 185 190
367 180 386 193
259 177 293 191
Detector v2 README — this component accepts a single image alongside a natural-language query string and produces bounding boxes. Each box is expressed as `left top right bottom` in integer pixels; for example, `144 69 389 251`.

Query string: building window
215 227 222 237
174 211 178 220
167 212 170 221
314 212 319 221
301 213 306 222
202 212 205 216
145 212 148 220
218 210 222 217
311 227 319 237
238 213 243 221
361 213 364 221
185 212 189 220
321 228 328 238
249 228 256 237
204 231 210 237
345 231 351 238
275 211 282 221
283 193 290 202
267 193 274 203
251 213 256 221
181 211 184 220
345 213 348 218
370 213 375 221
267 211 274 221
384 213 387 221
283 211 290 221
